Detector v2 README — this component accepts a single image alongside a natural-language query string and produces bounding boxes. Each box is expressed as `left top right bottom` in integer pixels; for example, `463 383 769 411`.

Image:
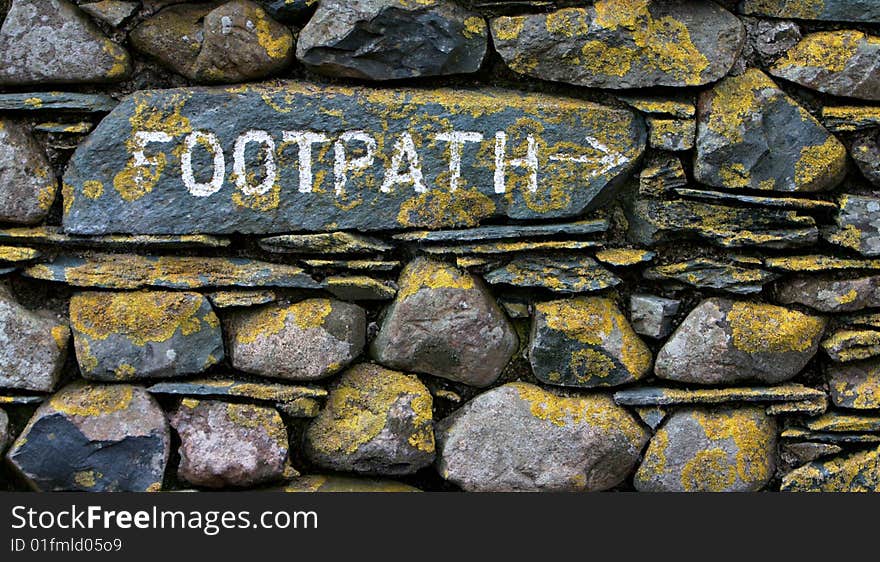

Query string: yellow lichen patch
51 325 69 349
727 301 825 354
69 291 206 347
225 402 289 450
50 384 134 418
307 364 434 456
705 69 775 144
396 189 496 229
536 298 651 380
61 182 75 215
781 446 880 492
822 105 880 132
396 258 475 301
73 470 101 488
82 180 104 199
774 30 868 74
0 246 39 262
822 329 880 362
795 135 846 190
511 382 645 447
491 16 525 41
253 10 293 60
680 448 737 492
741 0 824 19
693 408 775 488
544 8 591 38
24 97 42 108
233 299 332 345
595 248 653 266
826 223 862 251
462 16 486 39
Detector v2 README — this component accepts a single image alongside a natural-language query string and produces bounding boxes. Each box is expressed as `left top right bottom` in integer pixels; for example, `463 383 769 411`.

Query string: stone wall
0 0 879 493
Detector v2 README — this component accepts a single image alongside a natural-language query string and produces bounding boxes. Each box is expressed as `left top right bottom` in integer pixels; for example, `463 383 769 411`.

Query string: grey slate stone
629 294 680 339
852 131 880 188
0 120 57 225
739 0 880 23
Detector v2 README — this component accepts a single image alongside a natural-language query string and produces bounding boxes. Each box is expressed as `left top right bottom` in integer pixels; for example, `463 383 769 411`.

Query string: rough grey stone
68 291 224 381
392 219 608 243
743 16 801 66
644 258 779 295
256 0 317 23
614 383 826 407
371 258 517 387
634 406 777 492
62 83 645 234
483 255 620 293
771 30 880 100
826 358 880 409
0 120 57 225
0 286 69 392
259 232 392 254
170 399 290 488
780 442 842 468
0 409 8 453
297 0 487 80
823 195 880 257
695 69 846 193
227 298 365 381
646 118 695 151
436 382 649 492
0 92 117 112
852 131 880 188
654 298 826 385
490 1 744 89
303 363 435 476
147 377 326 403
80 0 139 26
6 383 169 491
777 275 880 313
638 153 687 197
674 187 838 212
821 328 880 363
629 294 680 339
739 0 880 23
0 0 131 85
781 446 880 492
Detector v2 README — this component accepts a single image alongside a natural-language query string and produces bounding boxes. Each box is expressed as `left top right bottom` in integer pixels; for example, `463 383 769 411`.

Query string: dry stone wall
0 0 879 492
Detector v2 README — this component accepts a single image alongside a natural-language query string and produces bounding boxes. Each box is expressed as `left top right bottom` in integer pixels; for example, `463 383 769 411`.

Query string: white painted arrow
548 135 628 176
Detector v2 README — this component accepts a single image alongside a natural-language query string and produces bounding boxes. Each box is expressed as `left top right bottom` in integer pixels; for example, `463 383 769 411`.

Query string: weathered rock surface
852 130 880 187
304 363 434 475
822 329 880 362
148 377 326 403
131 0 294 83
644 258 779 295
630 294 680 339
655 298 826 385
0 120 57 225
80 0 139 26
372 259 517 387
614 383 826 407
421 239 602 255
281 474 419 492
529 298 652 388
674 187 838 212
822 105 880 132
62 83 645 234
806 411 880 433
770 31 880 101
393 219 608 243
739 0 880 23
646 118 695 151
781 446 880 492
170 399 290 488
227 298 365 380
7 383 169 491
827 358 880 409
763 254 880 272
0 92 117 112
823 195 880 257
634 407 777 492
0 287 69 392
483 255 620 293
0 409 8 452
595 248 655 268
297 0 487 80
777 275 880 313
69 291 224 380
436 383 649 492
694 69 846 193
491 1 744 89
208 290 278 308
741 16 801 66
259 232 392 254
0 0 131 85
781 442 842 467
638 153 687 197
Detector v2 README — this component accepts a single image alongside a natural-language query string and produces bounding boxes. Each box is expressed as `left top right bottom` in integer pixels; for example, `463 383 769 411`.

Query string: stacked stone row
1 0 880 492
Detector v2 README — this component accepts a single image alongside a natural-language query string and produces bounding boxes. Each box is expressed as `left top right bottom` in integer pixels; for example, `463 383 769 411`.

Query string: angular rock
372 259 517 387
437 382 648 492
852 130 880 187
625 197 819 249
69 291 224 381
148 378 326 403
674 187 838 212
24 254 321 289
0 92 117 112
695 69 846 193
629 294 680 339
827 358 880 409
393 219 608 243
421 240 603 255
260 232 392 254
303 363 434 475
483 255 620 293
770 30 880 101
0 0 131 85
646 118 695 151
822 105 880 132
781 442 842 467
638 153 687 197
595 249 655 268
635 406 666 430
822 195 880 256
208 290 278 308
6 383 169 491
781 446 880 492
491 1 744 89
275 397 321 418
80 1 139 26
227 298 365 381
821 329 880 362
614 383 827 407
322 276 397 301
281 475 419 493
777 275 880 313
634 406 777 492
655 298 826 385
297 0 487 80
63 83 645 234
0 120 58 224
170 399 290 488
529 297 651 388
806 412 880 433
740 0 880 23
742 16 801 66
644 258 779 295
131 0 294 83
766 395 828 416
0 287 69 392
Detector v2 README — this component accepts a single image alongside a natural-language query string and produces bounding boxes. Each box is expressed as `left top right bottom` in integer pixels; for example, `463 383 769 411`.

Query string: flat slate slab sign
62 82 645 234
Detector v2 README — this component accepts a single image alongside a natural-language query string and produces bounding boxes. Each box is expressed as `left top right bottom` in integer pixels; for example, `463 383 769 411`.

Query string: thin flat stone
822 105 880 132
23 254 321 289
740 0 880 23
643 258 779 295
594 248 655 267
147 378 327 402
806 412 880 433
301 259 401 272
34 121 93 134
0 92 117 112
259 232 393 254
763 255 880 272
420 240 604 255
0 246 40 263
674 188 837 212
322 276 397 300
614 383 826 407
781 428 880 444
822 329 880 362
826 358 880 409
393 219 608 243
0 226 230 248
0 395 45 405
766 396 828 416
618 95 695 118
482 254 620 293
207 290 278 309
